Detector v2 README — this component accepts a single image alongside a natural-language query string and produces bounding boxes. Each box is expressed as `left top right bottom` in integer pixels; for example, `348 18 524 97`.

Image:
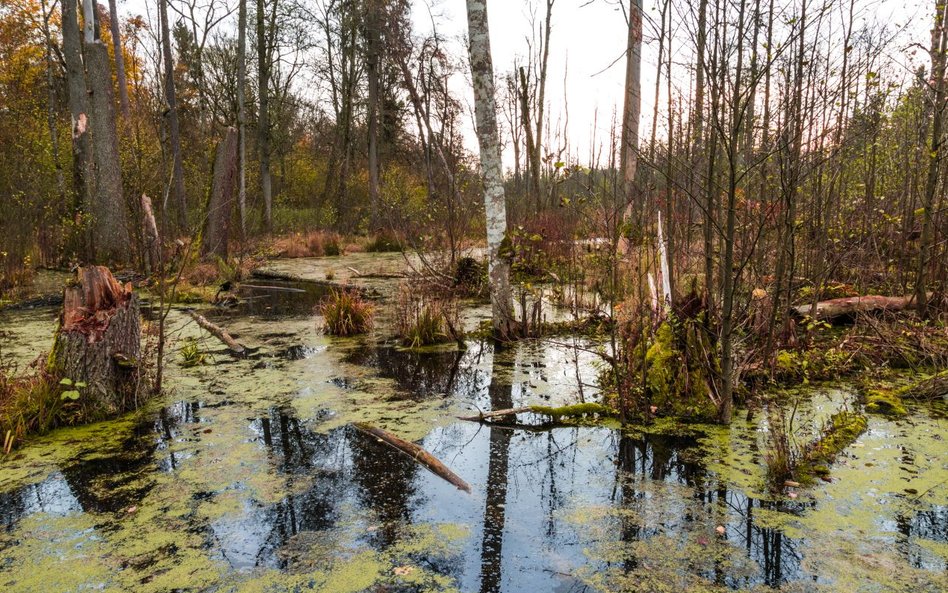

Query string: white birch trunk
465 0 515 338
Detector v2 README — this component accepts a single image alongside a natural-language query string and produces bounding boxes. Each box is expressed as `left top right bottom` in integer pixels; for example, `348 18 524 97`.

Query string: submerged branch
351 422 471 493
185 310 246 355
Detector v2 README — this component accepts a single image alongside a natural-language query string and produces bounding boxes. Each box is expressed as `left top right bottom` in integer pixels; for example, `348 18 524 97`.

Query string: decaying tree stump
50 266 142 416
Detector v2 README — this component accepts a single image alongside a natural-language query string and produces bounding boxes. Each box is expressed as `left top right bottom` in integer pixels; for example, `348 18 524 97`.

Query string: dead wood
351 422 471 493
185 310 246 355
792 294 919 321
51 266 141 415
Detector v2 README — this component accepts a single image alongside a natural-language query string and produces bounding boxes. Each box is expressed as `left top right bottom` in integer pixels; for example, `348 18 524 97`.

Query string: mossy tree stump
50 266 141 417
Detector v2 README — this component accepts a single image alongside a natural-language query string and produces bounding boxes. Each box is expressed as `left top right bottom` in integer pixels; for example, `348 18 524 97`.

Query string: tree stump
50 266 142 417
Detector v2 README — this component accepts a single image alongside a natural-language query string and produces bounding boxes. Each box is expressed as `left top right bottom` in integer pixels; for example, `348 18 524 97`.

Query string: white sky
120 0 933 170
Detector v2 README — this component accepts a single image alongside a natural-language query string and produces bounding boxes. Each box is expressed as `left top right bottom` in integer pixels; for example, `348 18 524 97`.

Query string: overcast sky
120 0 933 169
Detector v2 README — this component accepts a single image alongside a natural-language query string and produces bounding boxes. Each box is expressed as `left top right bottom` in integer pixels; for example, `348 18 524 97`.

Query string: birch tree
465 0 515 339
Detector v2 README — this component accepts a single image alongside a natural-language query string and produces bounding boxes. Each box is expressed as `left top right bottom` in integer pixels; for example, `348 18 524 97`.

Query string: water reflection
0 335 945 591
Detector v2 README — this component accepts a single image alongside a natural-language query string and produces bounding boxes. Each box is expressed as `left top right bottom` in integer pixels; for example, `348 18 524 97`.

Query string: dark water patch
280 344 321 360
233 280 331 318
341 343 480 401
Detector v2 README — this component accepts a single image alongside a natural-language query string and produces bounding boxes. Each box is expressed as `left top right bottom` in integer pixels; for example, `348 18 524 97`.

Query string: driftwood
792 295 918 321
51 266 141 415
351 422 471 493
185 310 246 355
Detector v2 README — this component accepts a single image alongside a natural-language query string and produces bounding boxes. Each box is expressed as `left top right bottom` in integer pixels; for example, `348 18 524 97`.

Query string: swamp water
0 271 945 593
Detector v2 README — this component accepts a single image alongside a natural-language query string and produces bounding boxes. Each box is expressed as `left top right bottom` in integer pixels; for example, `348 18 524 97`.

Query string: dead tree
51 266 142 416
202 127 238 259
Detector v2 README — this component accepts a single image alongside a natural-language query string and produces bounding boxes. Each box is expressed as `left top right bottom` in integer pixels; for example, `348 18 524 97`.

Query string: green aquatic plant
179 338 207 367
319 288 374 336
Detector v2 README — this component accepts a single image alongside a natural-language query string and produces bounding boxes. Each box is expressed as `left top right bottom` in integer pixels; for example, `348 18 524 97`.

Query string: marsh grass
394 284 461 348
0 363 74 453
319 288 374 336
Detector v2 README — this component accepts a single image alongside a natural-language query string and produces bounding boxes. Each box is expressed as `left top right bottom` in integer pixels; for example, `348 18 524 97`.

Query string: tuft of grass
394 285 460 348
0 366 79 453
319 288 374 336
273 231 345 259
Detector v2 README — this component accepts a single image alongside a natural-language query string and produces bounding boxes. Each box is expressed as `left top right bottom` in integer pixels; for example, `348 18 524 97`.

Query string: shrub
319 288 374 336
453 256 486 295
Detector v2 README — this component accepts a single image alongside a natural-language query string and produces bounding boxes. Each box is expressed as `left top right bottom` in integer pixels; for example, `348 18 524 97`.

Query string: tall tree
365 0 381 228
916 0 948 317
620 0 643 214
83 0 129 262
465 0 515 339
237 0 248 237
106 0 131 118
159 0 188 229
61 0 93 216
256 0 275 231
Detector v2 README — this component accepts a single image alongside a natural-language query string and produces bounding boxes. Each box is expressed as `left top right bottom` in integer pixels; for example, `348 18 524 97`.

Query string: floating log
457 403 615 423
351 422 471 493
792 294 917 321
185 310 246 355
50 266 141 415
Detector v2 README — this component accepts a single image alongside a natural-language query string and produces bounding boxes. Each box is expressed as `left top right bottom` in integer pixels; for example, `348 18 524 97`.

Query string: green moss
865 388 908 416
529 402 615 420
800 410 867 477
643 320 717 420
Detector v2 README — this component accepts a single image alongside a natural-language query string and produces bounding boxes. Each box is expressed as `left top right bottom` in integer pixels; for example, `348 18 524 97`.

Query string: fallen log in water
351 422 471 493
457 403 615 423
185 310 246 355
792 294 918 321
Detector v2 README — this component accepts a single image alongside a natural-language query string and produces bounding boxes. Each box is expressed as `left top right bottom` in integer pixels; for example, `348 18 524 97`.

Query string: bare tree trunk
236 0 248 238
39 0 65 203
620 0 643 212
465 0 515 339
61 0 94 221
533 0 554 210
202 128 239 259
719 0 749 424
86 39 130 263
106 0 130 119
257 0 274 232
159 0 188 230
518 67 541 209
365 0 381 229
141 194 159 273
917 0 948 318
